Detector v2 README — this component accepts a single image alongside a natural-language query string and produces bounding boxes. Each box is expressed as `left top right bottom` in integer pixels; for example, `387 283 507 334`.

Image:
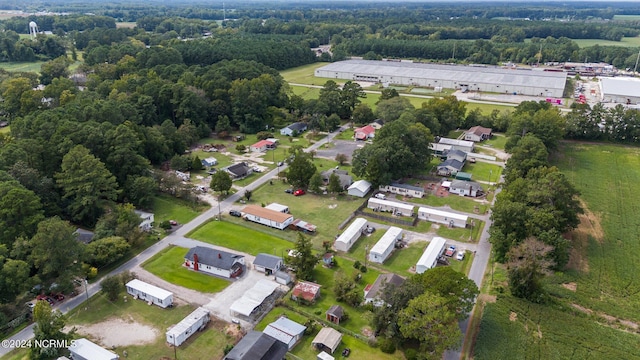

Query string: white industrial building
600 77 640 105
242 205 294 230
68 338 119 360
125 279 173 308
418 207 468 228
315 60 567 98
334 218 368 252
166 307 210 346
416 237 447 274
367 198 415 216
368 226 403 264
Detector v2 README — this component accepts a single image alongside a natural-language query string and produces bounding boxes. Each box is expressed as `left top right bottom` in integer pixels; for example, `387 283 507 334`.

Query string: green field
142 245 231 293
482 133 507 150
0 62 44 73
571 37 640 48
474 142 640 359
613 15 640 21
152 194 207 225
280 62 330 85
189 221 295 256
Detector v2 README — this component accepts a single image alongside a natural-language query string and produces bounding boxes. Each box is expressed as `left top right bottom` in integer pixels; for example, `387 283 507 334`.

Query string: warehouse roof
316 60 567 90
601 77 640 97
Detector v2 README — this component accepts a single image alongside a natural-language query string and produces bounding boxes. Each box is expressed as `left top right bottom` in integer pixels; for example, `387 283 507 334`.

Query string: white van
374 193 386 200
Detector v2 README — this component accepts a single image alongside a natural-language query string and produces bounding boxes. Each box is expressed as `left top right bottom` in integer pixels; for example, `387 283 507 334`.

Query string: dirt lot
74 317 159 347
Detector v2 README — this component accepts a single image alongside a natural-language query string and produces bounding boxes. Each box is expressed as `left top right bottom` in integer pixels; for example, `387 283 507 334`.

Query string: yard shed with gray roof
315 60 567 97
223 331 288 360
263 317 306 350
254 253 284 274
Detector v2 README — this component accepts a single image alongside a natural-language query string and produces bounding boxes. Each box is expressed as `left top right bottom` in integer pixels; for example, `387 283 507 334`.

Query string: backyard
189 221 296 256
152 193 207 225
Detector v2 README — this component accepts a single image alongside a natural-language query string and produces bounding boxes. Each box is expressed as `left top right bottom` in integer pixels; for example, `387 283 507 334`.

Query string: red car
293 189 305 196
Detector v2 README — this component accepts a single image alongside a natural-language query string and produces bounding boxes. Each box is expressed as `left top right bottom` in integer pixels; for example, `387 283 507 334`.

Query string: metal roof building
230 280 279 317
369 226 403 264
315 60 567 97
600 77 640 105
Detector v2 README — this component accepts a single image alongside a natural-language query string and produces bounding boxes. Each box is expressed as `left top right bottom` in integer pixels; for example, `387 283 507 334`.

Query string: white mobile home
334 218 368 252
379 182 425 198
438 138 475 153
69 338 119 360
368 227 403 264
416 237 447 274
418 207 468 228
166 307 210 346
367 198 415 216
125 279 173 308
242 205 294 230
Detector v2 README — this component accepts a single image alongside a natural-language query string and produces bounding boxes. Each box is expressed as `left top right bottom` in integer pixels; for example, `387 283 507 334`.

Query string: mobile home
416 237 447 274
125 279 173 308
334 218 368 252
368 227 403 264
417 207 468 228
69 338 119 360
367 198 415 216
166 307 210 346
242 205 294 230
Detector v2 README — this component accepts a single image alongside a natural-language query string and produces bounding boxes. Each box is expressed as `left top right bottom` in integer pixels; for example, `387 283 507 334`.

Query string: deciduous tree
286 152 316 189
31 301 73 360
507 237 555 302
210 170 232 195
287 233 318 281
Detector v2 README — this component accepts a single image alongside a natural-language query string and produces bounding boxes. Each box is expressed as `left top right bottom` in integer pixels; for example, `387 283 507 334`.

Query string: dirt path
132 267 214 306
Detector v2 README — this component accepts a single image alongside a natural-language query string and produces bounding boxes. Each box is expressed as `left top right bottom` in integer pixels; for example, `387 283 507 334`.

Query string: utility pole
84 279 89 302
634 47 640 75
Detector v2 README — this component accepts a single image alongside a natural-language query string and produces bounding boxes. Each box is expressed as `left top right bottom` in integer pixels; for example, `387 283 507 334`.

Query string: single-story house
242 205 294 230
126 279 173 308
464 126 493 142
417 207 468 228
379 182 425 198
312 327 342 354
347 179 372 198
438 137 475 153
430 142 452 158
416 237 447 274
445 149 467 163
254 253 283 275
322 252 334 266
201 157 218 167
68 338 119 360
184 246 245 278
74 228 95 244
223 331 288 360
368 226 403 264
364 273 405 307
265 203 289 214
134 210 154 231
354 125 375 140
326 305 344 325
334 218 368 252
263 317 306 350
449 180 484 197
291 281 321 303
280 122 307 136
224 162 253 179
436 159 464 176
250 139 276 153
367 198 415 217
321 169 353 189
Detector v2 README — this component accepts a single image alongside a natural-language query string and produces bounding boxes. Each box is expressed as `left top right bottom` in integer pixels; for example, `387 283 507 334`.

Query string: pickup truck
444 245 456 257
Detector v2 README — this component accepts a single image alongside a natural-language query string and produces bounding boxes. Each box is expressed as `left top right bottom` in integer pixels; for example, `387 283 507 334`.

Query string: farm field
474 142 640 359
142 245 231 293
571 37 640 48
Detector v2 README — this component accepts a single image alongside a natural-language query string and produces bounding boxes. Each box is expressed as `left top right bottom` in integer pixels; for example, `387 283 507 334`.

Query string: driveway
315 139 364 161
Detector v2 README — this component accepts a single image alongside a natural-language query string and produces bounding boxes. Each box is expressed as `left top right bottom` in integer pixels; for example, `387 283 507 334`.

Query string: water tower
29 21 38 39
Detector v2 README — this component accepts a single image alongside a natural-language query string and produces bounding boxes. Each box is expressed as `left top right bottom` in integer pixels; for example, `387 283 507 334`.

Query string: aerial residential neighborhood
2 1 640 360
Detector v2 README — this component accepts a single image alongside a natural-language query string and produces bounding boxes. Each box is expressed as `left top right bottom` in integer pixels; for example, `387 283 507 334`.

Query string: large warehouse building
600 77 640 105
315 60 567 98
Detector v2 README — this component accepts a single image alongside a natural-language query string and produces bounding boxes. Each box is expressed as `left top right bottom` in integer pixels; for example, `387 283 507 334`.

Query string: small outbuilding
254 253 284 275
265 203 290 214
367 198 415 216
291 281 321 303
368 226 403 264
312 327 342 354
326 305 344 325
166 307 210 346
347 179 372 198
201 157 218 167
417 207 468 228
68 338 119 360
416 237 447 274
125 279 173 308
317 352 335 360
263 317 306 350
184 246 245 278
74 228 95 244
334 218 368 252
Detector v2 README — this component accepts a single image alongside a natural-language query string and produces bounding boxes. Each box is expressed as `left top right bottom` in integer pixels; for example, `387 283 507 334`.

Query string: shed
230 280 280 317
312 327 342 354
166 307 210 346
265 203 290 214
242 205 294 230
223 331 288 360
74 228 95 244
291 281 321 303
263 317 306 350
275 270 292 285
68 338 119 360
455 172 473 181
334 218 368 252
367 198 414 216
185 246 245 278
125 279 173 308
379 182 425 198
201 157 218 167
416 237 447 274
417 207 468 228
254 253 284 274
347 180 372 198
318 352 335 360
326 305 344 325
291 219 317 233
369 226 403 264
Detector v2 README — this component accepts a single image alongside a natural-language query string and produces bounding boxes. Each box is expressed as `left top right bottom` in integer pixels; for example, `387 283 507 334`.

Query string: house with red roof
250 139 276 153
354 125 375 140
291 281 321 303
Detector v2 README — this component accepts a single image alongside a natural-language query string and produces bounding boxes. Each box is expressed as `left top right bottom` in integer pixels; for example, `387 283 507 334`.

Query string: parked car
285 188 293 194
365 225 375 234
456 251 465 261
277 161 284 167
293 189 306 196
374 193 386 200
50 293 65 301
229 210 242 217
342 348 351 357
445 245 456 257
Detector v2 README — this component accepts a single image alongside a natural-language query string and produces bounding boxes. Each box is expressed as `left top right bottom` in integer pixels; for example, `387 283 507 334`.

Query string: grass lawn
64 290 232 360
189 221 295 256
474 142 640 359
0 126 10 134
482 133 507 150
142 245 231 293
571 36 640 48
152 193 207 225
462 161 503 183
435 220 484 243
0 61 44 73
281 62 330 85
